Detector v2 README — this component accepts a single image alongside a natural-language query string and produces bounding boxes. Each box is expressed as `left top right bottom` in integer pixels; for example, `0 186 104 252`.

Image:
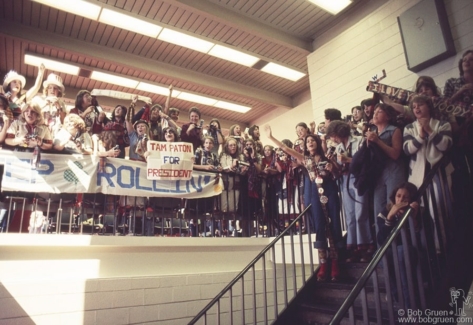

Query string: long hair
303 134 325 158
74 90 90 111
111 105 127 122
386 182 418 210
229 124 241 136
459 50 473 76
20 101 44 125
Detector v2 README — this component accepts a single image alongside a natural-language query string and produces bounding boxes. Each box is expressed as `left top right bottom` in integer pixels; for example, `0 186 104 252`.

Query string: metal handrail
329 153 451 324
188 204 313 325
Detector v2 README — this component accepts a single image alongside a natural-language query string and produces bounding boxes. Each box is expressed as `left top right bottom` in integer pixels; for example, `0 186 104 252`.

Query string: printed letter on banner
146 141 194 180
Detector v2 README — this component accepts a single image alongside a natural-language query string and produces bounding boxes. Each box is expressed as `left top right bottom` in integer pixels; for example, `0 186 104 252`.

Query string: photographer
265 125 342 282
181 107 204 153
5 101 52 152
206 118 224 155
239 138 262 236
326 120 374 263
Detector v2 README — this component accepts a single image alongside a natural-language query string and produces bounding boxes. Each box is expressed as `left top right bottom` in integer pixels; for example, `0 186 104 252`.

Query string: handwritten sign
146 141 194 180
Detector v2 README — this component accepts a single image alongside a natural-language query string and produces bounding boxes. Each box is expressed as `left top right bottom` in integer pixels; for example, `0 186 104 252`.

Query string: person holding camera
218 137 248 236
69 90 105 136
206 118 224 155
366 103 406 237
265 125 342 282
5 100 52 152
53 113 93 155
181 107 204 153
326 120 374 262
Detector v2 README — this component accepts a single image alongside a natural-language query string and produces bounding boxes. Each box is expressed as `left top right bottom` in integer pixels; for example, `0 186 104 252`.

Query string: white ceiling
0 0 382 124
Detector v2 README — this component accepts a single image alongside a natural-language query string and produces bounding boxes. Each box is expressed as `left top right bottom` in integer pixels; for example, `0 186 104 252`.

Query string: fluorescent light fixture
308 0 352 15
261 62 306 81
214 101 251 113
208 45 260 67
177 92 218 106
32 0 101 20
24 54 80 75
90 71 139 89
99 8 162 38
136 82 181 97
158 28 214 53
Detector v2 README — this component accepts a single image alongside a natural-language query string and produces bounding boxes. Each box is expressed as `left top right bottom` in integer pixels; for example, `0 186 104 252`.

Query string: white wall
308 0 473 123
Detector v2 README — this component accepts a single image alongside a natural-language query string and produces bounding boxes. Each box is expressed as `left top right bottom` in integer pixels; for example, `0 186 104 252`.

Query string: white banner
146 141 194 180
0 151 222 198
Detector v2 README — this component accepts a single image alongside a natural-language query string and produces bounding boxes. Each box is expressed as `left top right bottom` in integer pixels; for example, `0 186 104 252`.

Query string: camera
344 114 353 122
317 161 328 172
209 124 217 133
327 146 336 157
236 160 250 167
196 119 204 129
113 145 120 150
246 146 253 155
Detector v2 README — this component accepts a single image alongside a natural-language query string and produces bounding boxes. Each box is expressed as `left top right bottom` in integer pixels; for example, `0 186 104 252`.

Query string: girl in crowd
181 107 204 153
326 121 374 262
218 137 248 236
239 138 262 236
444 49 473 109
228 124 246 153
377 182 419 308
349 105 364 136
5 101 52 152
403 95 453 252
275 140 300 231
361 98 376 126
365 103 406 235
70 90 105 135
261 145 279 235
248 125 263 156
293 122 311 232
265 125 342 282
53 113 93 155
100 104 130 159
2 65 45 117
37 73 67 138
206 118 225 155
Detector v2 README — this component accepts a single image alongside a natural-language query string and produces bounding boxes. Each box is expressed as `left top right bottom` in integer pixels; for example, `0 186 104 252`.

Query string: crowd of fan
1 50 473 283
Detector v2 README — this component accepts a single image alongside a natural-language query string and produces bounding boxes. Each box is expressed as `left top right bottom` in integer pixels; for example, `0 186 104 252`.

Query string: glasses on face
165 130 174 135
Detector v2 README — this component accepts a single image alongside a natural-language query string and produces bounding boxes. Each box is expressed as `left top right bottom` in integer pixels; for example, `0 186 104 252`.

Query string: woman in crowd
181 107 203 153
377 182 419 308
239 138 262 236
403 95 453 252
206 118 225 155
248 125 263 156
265 125 342 282
5 101 52 152
361 98 376 125
53 113 93 155
36 73 67 138
70 90 105 136
275 140 300 231
293 122 311 232
100 104 130 159
348 105 364 136
0 94 11 146
260 145 279 236
2 65 45 116
444 49 473 109
218 137 248 236
365 103 406 236
326 121 374 262
228 124 246 153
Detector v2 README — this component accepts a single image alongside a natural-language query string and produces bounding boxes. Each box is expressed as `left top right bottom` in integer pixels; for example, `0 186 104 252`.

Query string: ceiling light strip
32 0 306 81
24 53 251 113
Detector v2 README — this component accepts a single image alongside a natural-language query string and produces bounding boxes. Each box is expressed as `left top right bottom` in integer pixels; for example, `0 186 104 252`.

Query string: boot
331 259 340 282
345 246 360 263
317 262 328 282
317 249 328 282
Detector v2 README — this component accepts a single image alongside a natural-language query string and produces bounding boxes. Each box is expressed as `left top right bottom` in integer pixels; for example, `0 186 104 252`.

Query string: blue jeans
304 176 342 249
341 174 372 246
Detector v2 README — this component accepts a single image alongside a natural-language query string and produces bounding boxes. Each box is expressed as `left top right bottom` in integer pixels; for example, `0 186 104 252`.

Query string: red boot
331 259 340 282
317 262 328 282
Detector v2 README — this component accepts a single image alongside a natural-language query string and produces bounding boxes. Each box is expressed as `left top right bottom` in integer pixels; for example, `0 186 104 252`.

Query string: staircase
274 262 394 325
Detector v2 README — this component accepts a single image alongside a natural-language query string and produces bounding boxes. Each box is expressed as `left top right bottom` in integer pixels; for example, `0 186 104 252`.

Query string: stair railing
330 154 452 325
188 204 315 325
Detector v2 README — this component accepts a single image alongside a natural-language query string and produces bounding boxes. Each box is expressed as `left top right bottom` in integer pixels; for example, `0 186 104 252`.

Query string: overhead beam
171 0 313 53
0 19 293 108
